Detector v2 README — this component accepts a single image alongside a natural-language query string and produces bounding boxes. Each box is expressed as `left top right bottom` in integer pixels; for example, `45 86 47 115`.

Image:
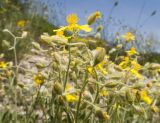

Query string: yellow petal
140 90 152 105
66 94 78 103
79 25 92 32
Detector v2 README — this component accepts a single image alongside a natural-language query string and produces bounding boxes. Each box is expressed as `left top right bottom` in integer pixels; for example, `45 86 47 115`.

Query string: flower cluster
1 11 160 123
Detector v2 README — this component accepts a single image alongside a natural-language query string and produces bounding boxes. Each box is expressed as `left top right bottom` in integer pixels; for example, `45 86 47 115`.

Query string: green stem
93 68 99 103
54 105 60 123
75 71 88 123
13 37 18 122
83 68 99 123
27 85 41 120
64 41 71 91
83 110 93 123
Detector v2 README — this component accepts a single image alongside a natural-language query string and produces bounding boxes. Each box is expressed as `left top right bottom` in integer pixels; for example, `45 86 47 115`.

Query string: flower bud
57 95 66 105
54 52 61 64
53 82 63 95
36 62 46 68
92 47 106 66
95 109 110 121
70 72 77 81
114 66 123 71
2 40 11 49
96 25 103 32
5 70 13 78
94 32 101 40
133 82 145 89
88 84 95 94
52 61 59 70
133 105 145 114
147 82 153 88
135 90 141 102
21 31 28 38
126 89 135 103
41 34 67 45
33 73 45 85
104 81 119 88
83 91 93 101
116 44 123 49
87 11 101 25
151 105 159 113
32 42 41 50
80 102 88 110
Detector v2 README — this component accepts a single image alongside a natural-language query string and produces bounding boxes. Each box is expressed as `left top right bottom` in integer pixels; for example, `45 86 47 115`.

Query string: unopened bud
95 32 101 40
104 81 119 88
126 89 135 103
133 105 145 114
96 25 103 32
57 95 65 105
151 105 159 113
21 31 28 38
41 34 67 45
53 82 63 95
92 47 106 66
32 42 41 50
95 109 110 121
87 11 101 25
133 82 145 89
146 82 153 88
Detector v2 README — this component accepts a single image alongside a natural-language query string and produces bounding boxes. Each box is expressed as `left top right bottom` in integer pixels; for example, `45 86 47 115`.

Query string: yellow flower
157 68 160 73
87 66 94 74
53 13 92 38
126 47 139 56
140 90 152 105
53 24 91 34
131 60 141 71
95 11 101 19
33 73 45 85
65 94 78 103
130 60 143 79
99 90 108 97
17 20 26 27
56 30 64 36
96 62 108 75
130 69 143 79
88 59 107 75
124 56 129 62
54 29 71 40
67 24 92 32
65 83 74 91
66 13 91 32
78 24 92 32
66 13 78 25
119 57 129 69
0 61 7 68
64 83 78 102
122 32 135 42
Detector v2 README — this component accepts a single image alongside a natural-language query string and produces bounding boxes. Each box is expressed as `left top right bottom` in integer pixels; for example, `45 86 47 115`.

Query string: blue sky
63 0 160 38
31 0 160 39
27 0 160 52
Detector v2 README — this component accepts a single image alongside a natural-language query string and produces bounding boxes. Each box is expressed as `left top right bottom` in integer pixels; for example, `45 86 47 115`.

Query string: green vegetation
0 0 54 60
0 6 160 122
